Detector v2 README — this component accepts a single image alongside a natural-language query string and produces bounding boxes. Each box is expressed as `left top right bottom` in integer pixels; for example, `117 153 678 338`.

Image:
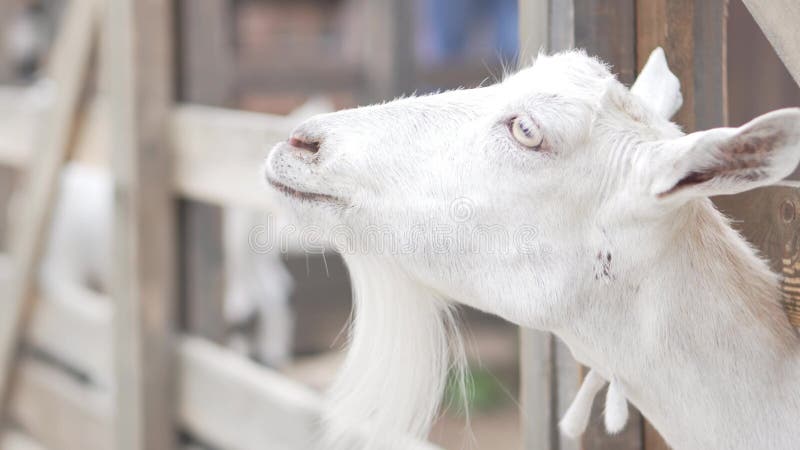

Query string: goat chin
323 254 468 449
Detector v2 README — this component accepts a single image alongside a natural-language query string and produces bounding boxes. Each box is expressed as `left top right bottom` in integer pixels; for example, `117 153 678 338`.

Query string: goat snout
288 134 321 159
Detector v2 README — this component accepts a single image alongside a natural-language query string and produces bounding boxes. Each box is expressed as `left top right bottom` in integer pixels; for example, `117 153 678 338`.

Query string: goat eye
510 116 543 149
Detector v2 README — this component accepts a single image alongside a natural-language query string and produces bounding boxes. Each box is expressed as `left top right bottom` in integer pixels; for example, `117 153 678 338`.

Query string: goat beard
323 254 468 449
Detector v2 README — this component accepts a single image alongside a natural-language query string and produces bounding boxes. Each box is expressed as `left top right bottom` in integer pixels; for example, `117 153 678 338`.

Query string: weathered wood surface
740 0 800 88
0 89 291 208
178 201 226 342
27 287 112 387
170 105 290 209
518 3 557 448
0 1 22 247
104 0 177 447
0 97 292 209
179 337 321 450
0 0 98 418
10 357 113 450
548 0 574 54
176 0 235 105
0 166 16 251
360 0 415 101
176 0 234 344
555 340 580 450
0 2 16 83
518 0 549 65
691 0 729 130
574 0 637 85
519 329 557 450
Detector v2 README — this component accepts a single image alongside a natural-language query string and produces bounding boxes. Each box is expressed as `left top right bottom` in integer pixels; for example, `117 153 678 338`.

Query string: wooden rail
0 91 291 211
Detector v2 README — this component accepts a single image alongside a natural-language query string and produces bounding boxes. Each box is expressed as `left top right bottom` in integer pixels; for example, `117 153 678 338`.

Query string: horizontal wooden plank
171 104 290 209
178 336 323 450
0 89 294 209
9 357 113 450
0 253 111 386
27 288 113 387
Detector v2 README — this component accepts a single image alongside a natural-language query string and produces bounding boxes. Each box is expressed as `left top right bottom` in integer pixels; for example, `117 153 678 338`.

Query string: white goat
34 162 295 367
265 48 800 449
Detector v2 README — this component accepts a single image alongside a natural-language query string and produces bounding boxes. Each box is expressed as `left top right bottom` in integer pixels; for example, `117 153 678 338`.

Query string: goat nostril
288 136 320 154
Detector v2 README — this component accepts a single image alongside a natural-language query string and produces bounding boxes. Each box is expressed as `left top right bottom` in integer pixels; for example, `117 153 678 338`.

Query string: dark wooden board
175 0 235 344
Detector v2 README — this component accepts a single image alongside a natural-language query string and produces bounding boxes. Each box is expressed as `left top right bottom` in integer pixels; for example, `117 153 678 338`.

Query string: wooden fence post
0 0 19 250
175 0 235 343
104 0 177 448
0 0 15 249
0 1 15 83
361 0 415 102
518 2 556 449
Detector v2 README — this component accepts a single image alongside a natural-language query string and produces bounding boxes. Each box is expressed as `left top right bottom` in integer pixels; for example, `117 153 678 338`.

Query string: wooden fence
1 0 799 449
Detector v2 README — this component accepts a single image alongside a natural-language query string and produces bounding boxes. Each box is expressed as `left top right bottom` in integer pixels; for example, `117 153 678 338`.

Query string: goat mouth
267 178 341 205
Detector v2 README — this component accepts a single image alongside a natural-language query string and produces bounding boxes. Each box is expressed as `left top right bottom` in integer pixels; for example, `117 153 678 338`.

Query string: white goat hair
28 163 295 367
630 47 682 119
266 48 800 449
559 371 631 437
38 164 112 300
559 47 684 438
559 369 606 439
323 254 467 446
604 377 629 434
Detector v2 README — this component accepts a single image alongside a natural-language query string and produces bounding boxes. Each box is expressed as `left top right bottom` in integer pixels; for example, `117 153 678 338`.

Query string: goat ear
651 108 800 200
630 48 682 119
